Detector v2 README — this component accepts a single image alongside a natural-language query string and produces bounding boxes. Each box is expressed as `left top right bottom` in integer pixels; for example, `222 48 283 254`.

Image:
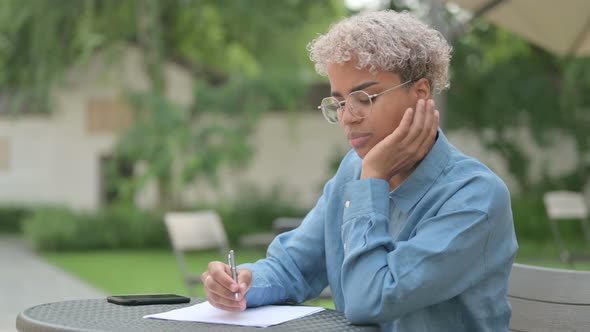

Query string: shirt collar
390 129 450 214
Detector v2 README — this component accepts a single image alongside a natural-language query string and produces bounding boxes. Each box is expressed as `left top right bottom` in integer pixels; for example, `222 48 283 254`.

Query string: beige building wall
0 102 583 211
243 114 349 206
0 46 584 210
0 46 193 210
180 113 351 209
184 117 583 209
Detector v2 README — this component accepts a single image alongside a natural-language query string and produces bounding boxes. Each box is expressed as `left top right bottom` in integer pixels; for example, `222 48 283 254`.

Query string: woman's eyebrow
331 81 380 97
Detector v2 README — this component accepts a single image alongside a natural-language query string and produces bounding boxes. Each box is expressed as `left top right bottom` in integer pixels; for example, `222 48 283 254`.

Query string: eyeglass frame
317 79 415 124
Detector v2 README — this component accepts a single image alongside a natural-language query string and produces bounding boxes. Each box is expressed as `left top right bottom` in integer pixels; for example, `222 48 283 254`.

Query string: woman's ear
413 78 431 99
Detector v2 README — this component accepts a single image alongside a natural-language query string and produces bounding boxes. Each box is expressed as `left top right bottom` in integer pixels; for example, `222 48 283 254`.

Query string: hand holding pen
201 250 252 311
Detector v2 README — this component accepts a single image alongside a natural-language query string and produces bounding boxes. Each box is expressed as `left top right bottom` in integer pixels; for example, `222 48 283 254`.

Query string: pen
228 249 239 300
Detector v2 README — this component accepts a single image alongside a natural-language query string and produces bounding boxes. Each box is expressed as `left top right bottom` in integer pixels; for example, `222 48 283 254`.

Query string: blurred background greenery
1 0 590 305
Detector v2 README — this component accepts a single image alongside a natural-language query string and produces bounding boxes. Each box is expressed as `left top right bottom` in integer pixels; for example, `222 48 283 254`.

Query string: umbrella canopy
446 0 590 57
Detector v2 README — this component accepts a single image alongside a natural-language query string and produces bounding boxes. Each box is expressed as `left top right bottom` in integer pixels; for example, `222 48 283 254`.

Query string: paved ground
0 236 105 332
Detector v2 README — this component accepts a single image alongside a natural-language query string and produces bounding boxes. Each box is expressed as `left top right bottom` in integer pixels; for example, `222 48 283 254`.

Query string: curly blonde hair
307 10 452 93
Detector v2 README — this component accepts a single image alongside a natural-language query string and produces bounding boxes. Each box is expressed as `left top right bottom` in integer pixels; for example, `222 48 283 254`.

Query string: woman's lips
347 132 371 149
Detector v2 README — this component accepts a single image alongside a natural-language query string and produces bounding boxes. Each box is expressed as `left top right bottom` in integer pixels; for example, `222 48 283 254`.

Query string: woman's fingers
402 99 426 145
418 107 439 156
390 107 414 143
201 262 252 312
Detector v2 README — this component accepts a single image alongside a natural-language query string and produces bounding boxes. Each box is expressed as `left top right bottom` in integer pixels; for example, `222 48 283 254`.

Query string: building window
86 98 133 134
0 136 10 171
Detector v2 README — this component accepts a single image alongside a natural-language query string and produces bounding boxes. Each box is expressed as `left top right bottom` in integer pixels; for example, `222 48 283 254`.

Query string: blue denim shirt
242 130 518 332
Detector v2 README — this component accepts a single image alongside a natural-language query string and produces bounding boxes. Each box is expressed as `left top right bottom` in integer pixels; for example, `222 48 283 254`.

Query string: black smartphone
107 294 190 306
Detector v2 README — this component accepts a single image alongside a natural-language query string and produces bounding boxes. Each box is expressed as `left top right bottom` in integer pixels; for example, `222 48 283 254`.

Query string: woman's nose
339 104 361 124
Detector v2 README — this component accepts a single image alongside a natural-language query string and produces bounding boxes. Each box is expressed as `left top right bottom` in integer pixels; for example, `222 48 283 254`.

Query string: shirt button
345 200 350 208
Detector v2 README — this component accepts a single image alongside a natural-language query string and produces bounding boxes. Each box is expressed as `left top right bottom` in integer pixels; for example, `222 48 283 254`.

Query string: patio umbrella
445 0 590 57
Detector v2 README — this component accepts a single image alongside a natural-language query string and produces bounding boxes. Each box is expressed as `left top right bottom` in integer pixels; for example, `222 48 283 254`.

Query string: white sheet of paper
144 301 325 327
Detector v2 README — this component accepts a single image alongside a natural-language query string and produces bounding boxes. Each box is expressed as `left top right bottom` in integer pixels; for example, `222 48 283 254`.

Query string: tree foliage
448 20 590 192
0 0 342 111
1 0 343 208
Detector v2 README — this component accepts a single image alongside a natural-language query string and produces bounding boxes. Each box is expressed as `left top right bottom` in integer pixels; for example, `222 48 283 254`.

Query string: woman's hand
201 261 252 311
361 98 439 181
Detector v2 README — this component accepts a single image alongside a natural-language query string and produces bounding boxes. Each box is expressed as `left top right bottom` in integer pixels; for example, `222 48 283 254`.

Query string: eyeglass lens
320 91 372 123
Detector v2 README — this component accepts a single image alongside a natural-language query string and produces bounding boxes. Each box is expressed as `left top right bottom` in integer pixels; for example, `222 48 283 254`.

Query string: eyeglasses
317 80 413 124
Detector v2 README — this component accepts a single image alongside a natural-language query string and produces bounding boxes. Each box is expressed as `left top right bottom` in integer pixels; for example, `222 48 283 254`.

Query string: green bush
22 205 168 251
94 205 168 249
20 185 310 251
215 185 308 245
0 206 32 233
23 207 91 251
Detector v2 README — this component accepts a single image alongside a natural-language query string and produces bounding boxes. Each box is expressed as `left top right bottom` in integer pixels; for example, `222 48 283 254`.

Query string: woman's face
327 61 426 158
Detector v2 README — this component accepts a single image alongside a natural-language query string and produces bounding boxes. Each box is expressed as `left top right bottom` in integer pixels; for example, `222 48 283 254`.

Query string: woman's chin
353 147 369 159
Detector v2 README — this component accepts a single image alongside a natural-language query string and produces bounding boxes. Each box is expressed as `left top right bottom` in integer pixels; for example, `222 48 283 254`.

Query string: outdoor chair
508 263 590 331
543 191 590 262
164 211 229 296
238 217 304 249
272 217 303 234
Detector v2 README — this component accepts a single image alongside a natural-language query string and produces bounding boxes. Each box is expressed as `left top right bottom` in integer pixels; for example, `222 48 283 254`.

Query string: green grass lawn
43 248 336 308
43 249 264 297
42 240 590 311
514 239 590 270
